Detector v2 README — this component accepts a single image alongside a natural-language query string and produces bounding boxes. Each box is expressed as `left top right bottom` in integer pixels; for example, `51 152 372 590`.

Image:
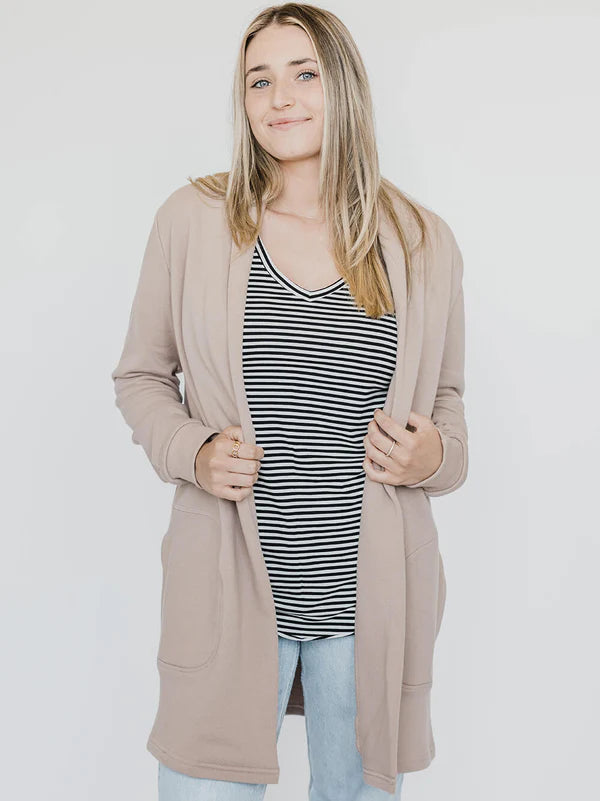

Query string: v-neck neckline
256 236 345 301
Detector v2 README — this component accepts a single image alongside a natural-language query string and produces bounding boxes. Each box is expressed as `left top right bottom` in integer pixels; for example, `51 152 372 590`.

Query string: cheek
245 109 264 141
246 97 271 131
245 94 261 121
306 103 324 140
306 85 324 113
308 115 324 146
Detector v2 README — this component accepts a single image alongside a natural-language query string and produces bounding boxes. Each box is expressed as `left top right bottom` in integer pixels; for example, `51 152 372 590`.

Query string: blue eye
250 70 318 89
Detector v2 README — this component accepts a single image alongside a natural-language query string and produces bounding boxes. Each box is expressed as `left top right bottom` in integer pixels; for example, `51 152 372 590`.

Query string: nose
271 85 294 110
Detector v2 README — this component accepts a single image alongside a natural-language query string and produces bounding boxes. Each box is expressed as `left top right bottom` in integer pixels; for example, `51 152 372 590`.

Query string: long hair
188 3 431 318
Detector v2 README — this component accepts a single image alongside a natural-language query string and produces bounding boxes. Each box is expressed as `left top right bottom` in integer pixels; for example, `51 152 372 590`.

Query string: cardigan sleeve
110 210 221 488
406 226 468 497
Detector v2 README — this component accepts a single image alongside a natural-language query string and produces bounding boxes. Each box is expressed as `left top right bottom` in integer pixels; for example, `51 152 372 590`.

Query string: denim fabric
158 634 404 800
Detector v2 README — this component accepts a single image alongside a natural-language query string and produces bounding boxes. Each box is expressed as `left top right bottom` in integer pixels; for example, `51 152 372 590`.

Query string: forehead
245 23 316 65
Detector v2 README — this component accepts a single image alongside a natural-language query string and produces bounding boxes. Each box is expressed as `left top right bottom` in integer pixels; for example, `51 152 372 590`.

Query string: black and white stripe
242 236 398 640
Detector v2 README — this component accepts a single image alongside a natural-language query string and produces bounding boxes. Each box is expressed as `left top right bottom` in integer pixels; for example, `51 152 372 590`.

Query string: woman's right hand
194 425 264 501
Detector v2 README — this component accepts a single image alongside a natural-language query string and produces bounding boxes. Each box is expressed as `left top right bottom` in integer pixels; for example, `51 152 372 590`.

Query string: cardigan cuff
165 420 222 488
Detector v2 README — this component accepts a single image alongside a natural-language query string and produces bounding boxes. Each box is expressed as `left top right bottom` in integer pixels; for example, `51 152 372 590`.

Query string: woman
111 4 468 800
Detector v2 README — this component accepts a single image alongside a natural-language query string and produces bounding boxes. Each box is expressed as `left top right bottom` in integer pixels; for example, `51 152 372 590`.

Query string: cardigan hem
147 737 280 785
363 750 434 794
362 768 398 794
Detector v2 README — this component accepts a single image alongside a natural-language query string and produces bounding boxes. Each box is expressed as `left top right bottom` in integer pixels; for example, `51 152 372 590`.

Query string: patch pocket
158 507 223 671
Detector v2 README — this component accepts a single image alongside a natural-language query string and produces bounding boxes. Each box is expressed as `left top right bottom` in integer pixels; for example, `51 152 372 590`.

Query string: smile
269 118 311 130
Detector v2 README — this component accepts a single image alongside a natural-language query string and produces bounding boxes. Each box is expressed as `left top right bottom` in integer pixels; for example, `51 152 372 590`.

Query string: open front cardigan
110 182 468 794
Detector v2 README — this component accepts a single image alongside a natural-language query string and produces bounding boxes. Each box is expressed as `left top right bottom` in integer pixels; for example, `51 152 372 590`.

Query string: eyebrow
245 57 317 80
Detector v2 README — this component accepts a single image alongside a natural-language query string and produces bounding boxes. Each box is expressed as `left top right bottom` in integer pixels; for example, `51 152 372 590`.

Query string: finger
364 434 395 469
224 470 257 489
218 431 265 461
365 420 400 460
365 419 410 462
222 424 244 441
221 484 254 502
363 454 389 482
373 408 413 448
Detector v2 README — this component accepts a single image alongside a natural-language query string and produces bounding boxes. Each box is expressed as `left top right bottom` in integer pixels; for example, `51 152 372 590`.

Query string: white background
2 2 598 799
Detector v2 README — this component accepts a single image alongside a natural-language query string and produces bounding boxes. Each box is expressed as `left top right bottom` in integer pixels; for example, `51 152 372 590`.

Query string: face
244 23 324 164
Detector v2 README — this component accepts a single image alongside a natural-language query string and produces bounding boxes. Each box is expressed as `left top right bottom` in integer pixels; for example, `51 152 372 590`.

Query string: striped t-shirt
241 235 398 640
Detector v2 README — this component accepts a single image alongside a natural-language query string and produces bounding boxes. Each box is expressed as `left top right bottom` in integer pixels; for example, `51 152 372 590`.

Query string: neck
270 156 322 218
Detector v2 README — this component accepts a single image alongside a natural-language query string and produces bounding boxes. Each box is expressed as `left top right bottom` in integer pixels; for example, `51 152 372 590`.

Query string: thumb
222 424 244 441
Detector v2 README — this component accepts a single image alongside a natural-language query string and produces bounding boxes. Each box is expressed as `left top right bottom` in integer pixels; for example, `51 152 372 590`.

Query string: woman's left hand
363 408 442 486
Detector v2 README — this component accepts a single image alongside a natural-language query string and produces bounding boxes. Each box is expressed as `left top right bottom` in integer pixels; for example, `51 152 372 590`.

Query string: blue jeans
158 633 404 800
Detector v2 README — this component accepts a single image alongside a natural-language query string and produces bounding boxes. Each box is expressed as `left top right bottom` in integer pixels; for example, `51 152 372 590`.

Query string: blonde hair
188 3 430 318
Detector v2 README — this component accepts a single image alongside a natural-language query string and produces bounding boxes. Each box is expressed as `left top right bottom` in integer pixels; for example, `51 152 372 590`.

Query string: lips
269 118 311 129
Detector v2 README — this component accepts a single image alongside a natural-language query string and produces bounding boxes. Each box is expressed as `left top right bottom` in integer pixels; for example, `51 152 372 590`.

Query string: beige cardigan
111 182 468 794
